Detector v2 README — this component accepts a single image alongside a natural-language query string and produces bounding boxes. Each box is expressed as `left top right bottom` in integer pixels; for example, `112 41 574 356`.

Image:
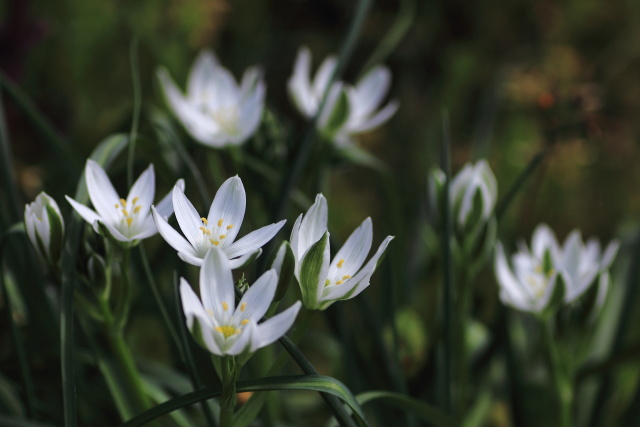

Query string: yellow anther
336 280 344 285
120 198 127 206
342 275 352 280
133 205 142 214
241 319 249 325
126 217 133 227
212 240 220 246
222 302 229 311
215 326 238 338
337 259 345 268
201 217 208 225
199 226 211 235
240 302 246 312
115 204 120 209
206 309 214 316
121 209 129 217
132 197 139 205
218 219 224 227
219 234 226 239
226 224 234 230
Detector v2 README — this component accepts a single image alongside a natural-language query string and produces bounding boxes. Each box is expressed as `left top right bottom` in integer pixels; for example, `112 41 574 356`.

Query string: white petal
225 328 252 356
152 206 199 258
85 160 120 222
66 196 102 227
494 244 532 311
226 220 285 259
351 66 391 118
173 186 206 253
601 240 620 270
178 251 204 267
288 47 315 116
236 269 277 322
227 249 262 269
313 55 338 98
327 217 373 280
208 176 246 244
347 100 399 134
180 278 214 331
236 82 265 143
127 164 155 213
200 247 235 319
531 224 559 260
187 50 219 96
251 301 302 351
155 179 185 220
290 214 303 266
561 230 583 277
99 220 131 243
299 194 328 258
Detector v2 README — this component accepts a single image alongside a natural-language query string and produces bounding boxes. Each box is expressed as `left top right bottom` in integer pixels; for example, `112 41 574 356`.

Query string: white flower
180 247 301 356
494 224 619 314
158 50 265 148
65 160 182 244
288 46 398 146
290 194 394 310
152 176 285 268
24 192 65 264
430 160 498 230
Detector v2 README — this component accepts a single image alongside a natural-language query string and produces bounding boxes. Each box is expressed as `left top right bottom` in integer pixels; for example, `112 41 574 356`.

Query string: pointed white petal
347 100 399 134
299 194 328 258
180 278 214 331
200 247 236 320
532 224 559 260
236 81 265 143
178 251 204 267
173 186 206 253
85 159 120 222
290 214 303 265
237 269 277 322
494 244 532 311
226 220 285 259
601 240 620 270
352 66 391 118
313 55 338 98
227 249 262 269
187 50 219 96
288 47 315 117
225 328 252 355
208 176 246 244
99 220 130 243
251 301 302 351
155 179 185 220
327 217 373 279
66 196 102 227
152 206 199 257
127 164 156 213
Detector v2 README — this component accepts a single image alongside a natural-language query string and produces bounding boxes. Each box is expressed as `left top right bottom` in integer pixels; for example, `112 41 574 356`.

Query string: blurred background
3 0 640 425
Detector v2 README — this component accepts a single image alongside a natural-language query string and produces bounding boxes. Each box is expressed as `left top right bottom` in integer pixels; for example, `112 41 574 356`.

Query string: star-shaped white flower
65 160 182 244
288 46 399 146
180 247 301 356
290 194 394 310
152 176 285 268
158 50 265 148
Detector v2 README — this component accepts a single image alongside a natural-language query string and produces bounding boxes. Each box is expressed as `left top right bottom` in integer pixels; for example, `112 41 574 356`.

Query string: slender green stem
438 112 453 415
0 89 22 223
495 150 547 220
219 357 237 427
127 37 141 188
540 317 572 427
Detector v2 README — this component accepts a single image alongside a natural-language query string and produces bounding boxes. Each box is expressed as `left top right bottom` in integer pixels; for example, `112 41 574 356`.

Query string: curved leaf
357 391 455 427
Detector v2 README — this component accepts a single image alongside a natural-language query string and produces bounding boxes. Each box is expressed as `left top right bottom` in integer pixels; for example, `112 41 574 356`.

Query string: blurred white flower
66 160 182 244
430 160 498 230
24 192 65 264
290 194 393 310
495 224 619 314
180 247 301 356
288 46 398 146
152 176 285 268
158 50 266 148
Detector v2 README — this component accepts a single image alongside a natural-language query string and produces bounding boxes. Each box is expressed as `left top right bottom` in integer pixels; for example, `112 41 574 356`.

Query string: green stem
540 317 572 427
219 357 237 427
454 266 472 417
127 37 141 188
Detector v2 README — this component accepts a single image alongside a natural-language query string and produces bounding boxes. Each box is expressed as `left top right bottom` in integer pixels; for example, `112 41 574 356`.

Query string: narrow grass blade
126 37 141 188
357 391 455 427
0 88 22 224
120 375 366 427
494 150 546 220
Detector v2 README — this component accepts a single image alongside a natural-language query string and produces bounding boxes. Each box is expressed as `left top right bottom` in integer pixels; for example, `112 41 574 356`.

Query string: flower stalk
540 317 572 427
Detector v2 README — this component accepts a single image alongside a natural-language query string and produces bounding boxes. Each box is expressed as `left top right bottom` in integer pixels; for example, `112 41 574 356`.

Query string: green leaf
45 203 64 263
299 232 329 309
120 374 367 427
357 391 455 427
323 88 350 136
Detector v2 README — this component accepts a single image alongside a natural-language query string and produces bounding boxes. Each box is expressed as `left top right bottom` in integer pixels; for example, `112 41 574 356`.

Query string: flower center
198 217 235 247
210 106 240 135
115 197 144 230
528 264 555 297
215 325 241 338
325 259 352 286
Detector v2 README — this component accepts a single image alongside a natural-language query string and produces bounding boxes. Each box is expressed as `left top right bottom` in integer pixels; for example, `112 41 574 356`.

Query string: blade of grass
495 150 547 220
126 37 141 188
357 391 455 427
0 88 22 224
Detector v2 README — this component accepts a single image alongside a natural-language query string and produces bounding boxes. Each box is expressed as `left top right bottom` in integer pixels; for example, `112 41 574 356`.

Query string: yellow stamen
121 209 129 217
215 326 238 338
217 219 224 227
241 319 249 325
132 197 139 205
115 204 120 209
222 302 229 311
199 226 211 235
126 217 133 227
211 240 220 246
240 302 246 312
219 234 226 239
336 280 344 285
133 205 142 214
120 198 127 207
342 275 352 280
337 259 345 268
201 217 208 225
206 309 214 316
226 224 234 230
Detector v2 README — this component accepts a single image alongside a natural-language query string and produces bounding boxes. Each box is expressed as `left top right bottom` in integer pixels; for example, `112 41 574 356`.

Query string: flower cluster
494 224 619 314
